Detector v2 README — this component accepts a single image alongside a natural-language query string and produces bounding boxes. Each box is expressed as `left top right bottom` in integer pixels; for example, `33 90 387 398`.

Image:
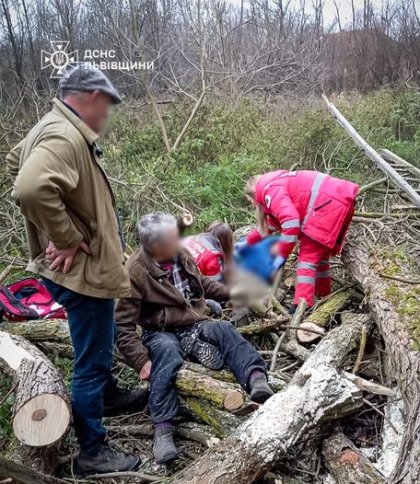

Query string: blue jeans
43 278 115 454
143 320 267 423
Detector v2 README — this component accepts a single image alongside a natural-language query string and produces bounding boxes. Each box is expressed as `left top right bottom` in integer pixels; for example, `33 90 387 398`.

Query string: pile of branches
1 212 419 484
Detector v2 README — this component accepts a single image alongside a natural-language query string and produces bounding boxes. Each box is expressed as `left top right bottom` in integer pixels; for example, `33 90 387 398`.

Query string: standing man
6 65 146 476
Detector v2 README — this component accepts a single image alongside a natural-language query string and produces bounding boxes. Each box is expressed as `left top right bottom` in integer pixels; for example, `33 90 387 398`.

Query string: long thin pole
322 94 420 209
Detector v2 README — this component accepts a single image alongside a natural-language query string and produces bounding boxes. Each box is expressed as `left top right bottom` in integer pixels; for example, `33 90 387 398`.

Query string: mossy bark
343 236 420 484
306 290 354 328
176 368 245 411
182 397 241 438
0 320 72 345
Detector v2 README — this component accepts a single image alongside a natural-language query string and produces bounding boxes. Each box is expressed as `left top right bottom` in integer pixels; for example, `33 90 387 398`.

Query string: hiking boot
153 427 179 464
76 444 141 476
180 334 224 370
249 375 274 404
103 387 149 417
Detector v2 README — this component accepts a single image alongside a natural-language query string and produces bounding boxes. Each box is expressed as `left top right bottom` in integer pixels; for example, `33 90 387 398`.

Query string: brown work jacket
115 247 229 371
6 98 130 299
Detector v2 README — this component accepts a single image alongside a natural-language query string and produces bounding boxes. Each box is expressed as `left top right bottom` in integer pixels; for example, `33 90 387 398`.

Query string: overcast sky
229 0 386 28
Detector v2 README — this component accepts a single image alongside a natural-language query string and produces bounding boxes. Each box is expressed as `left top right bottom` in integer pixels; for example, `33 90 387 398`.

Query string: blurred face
150 226 181 261
83 91 113 133
64 90 113 133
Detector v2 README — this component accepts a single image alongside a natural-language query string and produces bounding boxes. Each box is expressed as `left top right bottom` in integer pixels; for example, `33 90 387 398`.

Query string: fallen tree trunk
1 317 289 343
343 238 420 484
176 368 245 411
297 289 354 343
184 361 287 393
322 433 386 483
108 421 219 448
182 397 242 438
0 319 72 345
0 455 66 484
322 94 420 209
175 314 368 483
237 317 290 336
0 331 70 447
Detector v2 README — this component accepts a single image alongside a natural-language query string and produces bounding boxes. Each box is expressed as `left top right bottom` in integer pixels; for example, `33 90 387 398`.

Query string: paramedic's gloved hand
46 240 90 274
139 360 152 381
206 299 223 318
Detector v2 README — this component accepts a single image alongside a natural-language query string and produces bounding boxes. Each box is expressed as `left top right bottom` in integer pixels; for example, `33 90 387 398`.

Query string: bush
98 89 420 245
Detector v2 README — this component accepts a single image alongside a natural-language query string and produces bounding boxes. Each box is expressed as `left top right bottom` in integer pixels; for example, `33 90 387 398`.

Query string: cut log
0 331 70 447
322 433 386 483
183 361 287 392
175 314 368 483
297 290 354 343
176 368 245 411
182 397 242 438
343 236 420 483
177 213 194 234
0 455 66 484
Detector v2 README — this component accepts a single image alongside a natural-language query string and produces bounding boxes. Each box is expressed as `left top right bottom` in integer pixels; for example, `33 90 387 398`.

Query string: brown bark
343 236 420 484
0 455 66 484
323 433 385 483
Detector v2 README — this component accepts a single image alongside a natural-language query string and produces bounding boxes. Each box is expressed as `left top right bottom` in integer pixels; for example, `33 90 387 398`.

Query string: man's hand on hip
46 240 90 274
139 360 152 381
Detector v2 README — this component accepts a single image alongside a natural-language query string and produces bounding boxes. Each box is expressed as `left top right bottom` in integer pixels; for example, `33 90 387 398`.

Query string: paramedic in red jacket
183 222 233 281
245 170 359 308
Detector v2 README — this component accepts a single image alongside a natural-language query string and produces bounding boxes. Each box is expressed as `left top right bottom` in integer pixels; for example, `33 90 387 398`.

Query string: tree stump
0 331 70 447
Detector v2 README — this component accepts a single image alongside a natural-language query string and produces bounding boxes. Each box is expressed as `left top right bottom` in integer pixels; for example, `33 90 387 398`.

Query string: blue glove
206 299 223 318
235 236 282 283
234 239 248 255
272 255 286 272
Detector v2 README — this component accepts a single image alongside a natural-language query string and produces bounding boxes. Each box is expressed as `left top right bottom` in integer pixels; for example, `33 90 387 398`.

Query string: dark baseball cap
59 63 122 104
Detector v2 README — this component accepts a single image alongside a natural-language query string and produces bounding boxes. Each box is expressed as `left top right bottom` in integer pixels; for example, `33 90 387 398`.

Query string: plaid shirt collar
158 257 192 302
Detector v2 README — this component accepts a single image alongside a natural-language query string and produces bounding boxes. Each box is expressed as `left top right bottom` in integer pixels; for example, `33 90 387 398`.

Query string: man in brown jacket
6 65 146 476
115 212 273 464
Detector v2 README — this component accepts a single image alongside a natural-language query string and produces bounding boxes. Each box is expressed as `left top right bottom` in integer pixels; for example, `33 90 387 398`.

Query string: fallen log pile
0 221 419 483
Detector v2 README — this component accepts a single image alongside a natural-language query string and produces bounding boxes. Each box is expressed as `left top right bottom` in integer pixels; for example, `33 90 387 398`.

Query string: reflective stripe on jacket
249 170 359 258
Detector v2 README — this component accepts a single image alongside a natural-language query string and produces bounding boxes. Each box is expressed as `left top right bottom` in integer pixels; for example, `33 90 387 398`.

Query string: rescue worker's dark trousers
43 278 116 454
143 320 267 423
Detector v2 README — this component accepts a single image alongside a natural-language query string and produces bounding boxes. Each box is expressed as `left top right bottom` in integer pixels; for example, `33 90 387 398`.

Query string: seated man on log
115 212 274 464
